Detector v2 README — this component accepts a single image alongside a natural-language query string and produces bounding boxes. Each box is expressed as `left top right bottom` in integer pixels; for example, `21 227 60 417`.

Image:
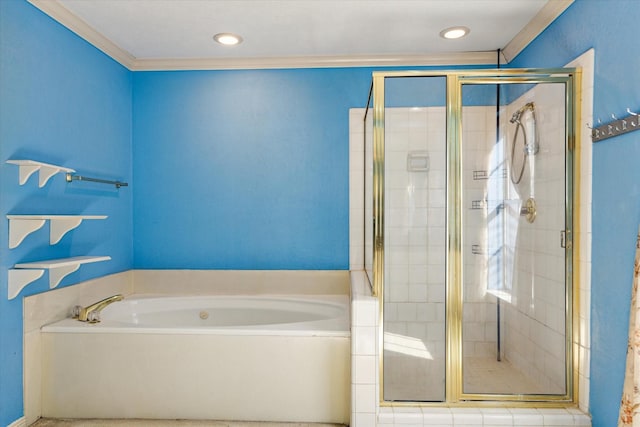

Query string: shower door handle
560 230 571 249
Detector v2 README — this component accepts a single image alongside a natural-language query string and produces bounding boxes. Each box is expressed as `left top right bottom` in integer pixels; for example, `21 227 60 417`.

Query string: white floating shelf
8 256 111 299
6 160 75 187
6 215 108 248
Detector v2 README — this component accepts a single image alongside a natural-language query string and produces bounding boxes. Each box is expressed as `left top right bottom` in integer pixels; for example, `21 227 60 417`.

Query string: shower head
510 102 535 124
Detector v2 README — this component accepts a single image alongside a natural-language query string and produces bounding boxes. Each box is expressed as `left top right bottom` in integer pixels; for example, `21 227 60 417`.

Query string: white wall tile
509 408 544 426
451 408 483 425
423 408 453 425
354 326 377 355
354 411 377 426
354 355 377 384
541 408 576 426
354 384 377 413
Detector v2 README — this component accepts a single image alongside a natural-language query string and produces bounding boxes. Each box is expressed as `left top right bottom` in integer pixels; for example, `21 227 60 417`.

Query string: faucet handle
87 311 101 323
71 305 82 319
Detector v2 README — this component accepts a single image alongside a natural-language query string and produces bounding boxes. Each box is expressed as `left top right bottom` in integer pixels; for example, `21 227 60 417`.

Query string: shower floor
384 355 554 401
463 357 548 394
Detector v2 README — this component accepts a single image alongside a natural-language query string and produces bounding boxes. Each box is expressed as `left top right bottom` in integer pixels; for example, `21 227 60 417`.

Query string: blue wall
132 69 367 269
0 1 132 423
509 1 640 425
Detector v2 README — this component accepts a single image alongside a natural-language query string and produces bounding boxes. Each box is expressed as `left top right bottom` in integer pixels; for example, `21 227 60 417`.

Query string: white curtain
619 226 640 426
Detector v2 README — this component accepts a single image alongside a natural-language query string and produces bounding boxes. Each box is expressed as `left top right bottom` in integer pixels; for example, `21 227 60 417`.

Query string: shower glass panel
364 95 374 284
461 81 568 396
374 70 576 404
382 76 447 402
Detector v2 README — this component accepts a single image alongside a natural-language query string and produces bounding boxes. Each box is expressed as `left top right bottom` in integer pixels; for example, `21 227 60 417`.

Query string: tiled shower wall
382 106 448 399
462 106 503 363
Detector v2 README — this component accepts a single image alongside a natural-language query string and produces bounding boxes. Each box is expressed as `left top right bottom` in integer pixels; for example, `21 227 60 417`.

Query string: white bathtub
44 294 350 335
41 294 351 423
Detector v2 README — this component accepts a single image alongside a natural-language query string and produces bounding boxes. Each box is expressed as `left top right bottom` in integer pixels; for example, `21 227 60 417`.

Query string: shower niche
365 70 578 404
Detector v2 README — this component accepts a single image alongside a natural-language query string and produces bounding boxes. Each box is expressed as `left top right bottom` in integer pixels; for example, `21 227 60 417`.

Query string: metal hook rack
589 107 640 142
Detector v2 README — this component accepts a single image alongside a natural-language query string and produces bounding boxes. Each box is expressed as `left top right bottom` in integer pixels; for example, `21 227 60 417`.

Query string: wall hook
592 107 640 142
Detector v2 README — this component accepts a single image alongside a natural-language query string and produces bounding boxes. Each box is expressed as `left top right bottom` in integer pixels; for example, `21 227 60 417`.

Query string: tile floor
31 420 345 427
463 356 557 394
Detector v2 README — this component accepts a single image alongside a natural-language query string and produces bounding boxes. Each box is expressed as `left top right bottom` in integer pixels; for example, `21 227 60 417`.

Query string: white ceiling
28 0 573 70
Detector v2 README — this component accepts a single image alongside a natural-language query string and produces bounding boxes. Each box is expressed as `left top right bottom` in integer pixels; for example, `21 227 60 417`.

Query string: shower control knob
520 197 537 223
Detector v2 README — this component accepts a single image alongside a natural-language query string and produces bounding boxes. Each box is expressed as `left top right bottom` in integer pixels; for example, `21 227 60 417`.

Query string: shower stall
363 69 579 403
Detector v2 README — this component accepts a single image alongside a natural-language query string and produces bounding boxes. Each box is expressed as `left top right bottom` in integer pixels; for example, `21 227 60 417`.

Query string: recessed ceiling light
213 33 243 46
439 26 470 40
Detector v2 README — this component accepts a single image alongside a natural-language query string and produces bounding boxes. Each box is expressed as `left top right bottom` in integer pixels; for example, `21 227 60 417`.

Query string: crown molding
29 0 571 71
26 0 496 71
28 0 136 69
131 51 498 71
501 0 574 63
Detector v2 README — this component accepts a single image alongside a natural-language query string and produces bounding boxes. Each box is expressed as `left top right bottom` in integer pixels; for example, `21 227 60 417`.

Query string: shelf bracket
8 269 45 300
7 215 108 248
17 164 40 186
50 217 84 245
38 165 63 187
49 264 81 289
9 256 111 298
6 160 75 188
9 219 46 249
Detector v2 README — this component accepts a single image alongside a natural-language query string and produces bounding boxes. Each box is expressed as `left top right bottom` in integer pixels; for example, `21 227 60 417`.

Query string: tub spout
73 294 124 323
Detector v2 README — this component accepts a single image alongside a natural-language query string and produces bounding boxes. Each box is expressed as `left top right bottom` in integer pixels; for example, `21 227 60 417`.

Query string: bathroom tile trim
377 407 591 426
350 270 379 426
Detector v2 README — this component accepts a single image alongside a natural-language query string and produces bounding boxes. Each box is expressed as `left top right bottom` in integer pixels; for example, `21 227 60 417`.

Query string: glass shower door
460 81 570 397
374 70 577 404
382 76 447 402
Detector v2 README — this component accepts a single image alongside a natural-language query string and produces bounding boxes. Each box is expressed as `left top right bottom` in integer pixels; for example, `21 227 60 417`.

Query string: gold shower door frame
371 69 581 405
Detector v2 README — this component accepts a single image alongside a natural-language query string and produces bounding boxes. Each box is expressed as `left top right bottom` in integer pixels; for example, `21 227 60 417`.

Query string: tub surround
24 270 350 425
132 269 350 295
42 330 349 422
